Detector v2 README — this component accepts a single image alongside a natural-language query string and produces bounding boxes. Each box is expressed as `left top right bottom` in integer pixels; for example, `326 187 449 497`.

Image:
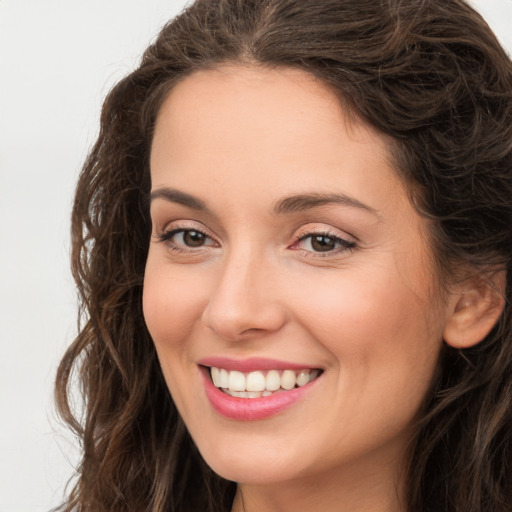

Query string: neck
231 452 408 512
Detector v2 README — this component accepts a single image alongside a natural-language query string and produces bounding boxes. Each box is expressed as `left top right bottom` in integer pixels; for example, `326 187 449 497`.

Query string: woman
55 0 512 511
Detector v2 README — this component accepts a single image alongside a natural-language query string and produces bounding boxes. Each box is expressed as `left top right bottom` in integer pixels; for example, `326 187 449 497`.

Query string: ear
443 270 506 349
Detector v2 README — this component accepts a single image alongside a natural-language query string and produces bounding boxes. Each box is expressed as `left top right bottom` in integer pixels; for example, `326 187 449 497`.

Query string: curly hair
55 0 512 510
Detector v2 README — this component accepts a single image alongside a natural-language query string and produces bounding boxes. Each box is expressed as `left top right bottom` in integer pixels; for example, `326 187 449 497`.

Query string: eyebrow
150 187 209 211
274 192 379 216
150 187 379 217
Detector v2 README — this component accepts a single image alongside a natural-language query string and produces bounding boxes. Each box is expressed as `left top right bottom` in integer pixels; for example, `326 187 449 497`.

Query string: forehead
153 65 377 144
150 65 400 200
156 65 344 122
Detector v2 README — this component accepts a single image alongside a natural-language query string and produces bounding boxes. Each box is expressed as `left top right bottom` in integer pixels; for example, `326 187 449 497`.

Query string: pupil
184 231 205 247
311 235 335 252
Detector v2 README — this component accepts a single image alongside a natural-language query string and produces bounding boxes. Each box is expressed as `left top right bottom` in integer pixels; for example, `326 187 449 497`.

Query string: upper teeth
210 367 320 395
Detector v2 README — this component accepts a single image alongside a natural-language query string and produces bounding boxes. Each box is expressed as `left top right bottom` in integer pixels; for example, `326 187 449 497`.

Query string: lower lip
201 368 319 421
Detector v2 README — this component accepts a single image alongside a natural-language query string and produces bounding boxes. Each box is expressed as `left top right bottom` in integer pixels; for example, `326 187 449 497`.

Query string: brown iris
183 230 207 247
310 235 336 252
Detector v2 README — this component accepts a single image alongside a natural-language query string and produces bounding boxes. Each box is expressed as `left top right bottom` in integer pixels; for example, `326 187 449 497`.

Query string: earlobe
443 271 506 349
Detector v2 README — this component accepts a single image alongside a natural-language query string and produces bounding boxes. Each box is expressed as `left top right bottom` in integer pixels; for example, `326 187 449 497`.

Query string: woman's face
143 66 450 488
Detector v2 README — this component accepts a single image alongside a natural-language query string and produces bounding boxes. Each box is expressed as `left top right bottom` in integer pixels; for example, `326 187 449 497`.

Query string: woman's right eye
157 228 217 250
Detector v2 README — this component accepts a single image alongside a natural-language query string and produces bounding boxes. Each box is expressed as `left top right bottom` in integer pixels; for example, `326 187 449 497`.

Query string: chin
190 425 323 486
202 450 294 485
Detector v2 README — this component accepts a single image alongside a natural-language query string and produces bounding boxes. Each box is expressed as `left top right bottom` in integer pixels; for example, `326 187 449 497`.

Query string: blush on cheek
143 269 207 348
296 266 436 362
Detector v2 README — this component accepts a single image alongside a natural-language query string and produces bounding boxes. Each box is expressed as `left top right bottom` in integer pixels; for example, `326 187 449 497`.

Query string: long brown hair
55 0 512 510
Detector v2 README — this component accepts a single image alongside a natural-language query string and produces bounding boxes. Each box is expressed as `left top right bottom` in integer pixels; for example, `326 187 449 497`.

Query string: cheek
142 259 209 416
142 259 209 346
291 268 444 456
298 267 426 335
294 264 444 390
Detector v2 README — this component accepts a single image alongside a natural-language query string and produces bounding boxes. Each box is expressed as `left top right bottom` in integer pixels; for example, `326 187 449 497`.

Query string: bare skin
143 65 499 512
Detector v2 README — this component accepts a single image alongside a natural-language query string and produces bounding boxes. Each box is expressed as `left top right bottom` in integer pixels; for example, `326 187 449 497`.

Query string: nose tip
202 300 285 341
201 259 287 342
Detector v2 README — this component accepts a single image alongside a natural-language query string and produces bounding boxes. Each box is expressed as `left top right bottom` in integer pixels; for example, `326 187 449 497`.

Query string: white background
0 1 511 511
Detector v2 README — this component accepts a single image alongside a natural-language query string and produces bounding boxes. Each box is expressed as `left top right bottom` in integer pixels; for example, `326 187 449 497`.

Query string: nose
201 248 287 341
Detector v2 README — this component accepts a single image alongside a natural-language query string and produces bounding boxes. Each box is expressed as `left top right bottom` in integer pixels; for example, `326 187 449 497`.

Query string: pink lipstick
198 357 322 421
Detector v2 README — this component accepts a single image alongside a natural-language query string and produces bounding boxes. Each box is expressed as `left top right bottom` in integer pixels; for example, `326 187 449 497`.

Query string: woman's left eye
292 232 356 254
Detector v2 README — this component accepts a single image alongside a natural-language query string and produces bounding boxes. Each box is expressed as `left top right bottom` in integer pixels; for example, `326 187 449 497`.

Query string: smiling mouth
208 367 322 398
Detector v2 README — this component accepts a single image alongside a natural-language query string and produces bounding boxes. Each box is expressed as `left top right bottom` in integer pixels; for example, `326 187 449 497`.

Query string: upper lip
197 356 321 373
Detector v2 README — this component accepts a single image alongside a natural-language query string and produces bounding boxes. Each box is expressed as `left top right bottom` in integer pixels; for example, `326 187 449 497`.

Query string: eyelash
156 227 215 253
155 226 356 256
291 230 356 257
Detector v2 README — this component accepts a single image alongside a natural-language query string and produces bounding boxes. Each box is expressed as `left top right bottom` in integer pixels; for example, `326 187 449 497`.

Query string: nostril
201 300 287 342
